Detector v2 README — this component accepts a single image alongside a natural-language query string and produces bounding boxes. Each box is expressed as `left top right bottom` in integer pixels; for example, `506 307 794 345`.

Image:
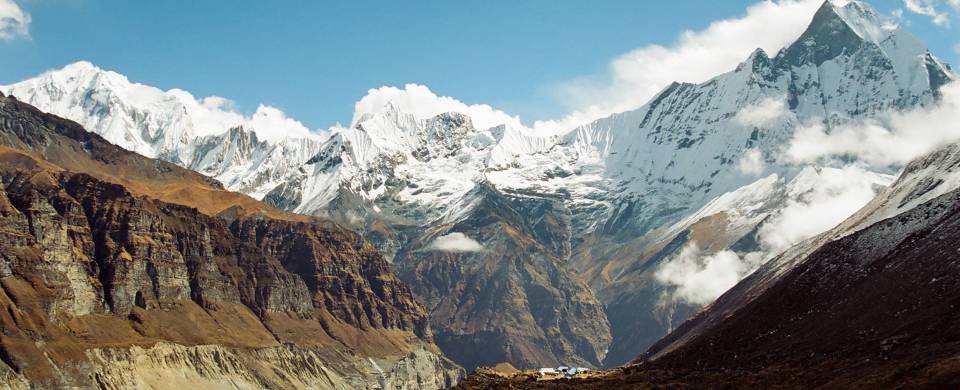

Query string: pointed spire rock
736 48 771 73
779 1 873 66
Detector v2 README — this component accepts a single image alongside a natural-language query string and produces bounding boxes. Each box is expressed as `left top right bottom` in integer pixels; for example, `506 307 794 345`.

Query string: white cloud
353 84 523 131
738 149 766 175
786 82 960 167
246 105 319 142
427 232 484 253
904 0 951 26
655 244 764 306
758 166 887 253
883 9 904 30
165 87 320 143
533 0 824 133
656 165 890 307
735 96 788 127
0 0 30 41
200 96 237 111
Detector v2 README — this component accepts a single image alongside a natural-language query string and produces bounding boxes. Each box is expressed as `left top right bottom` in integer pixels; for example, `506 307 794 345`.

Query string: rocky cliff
395 183 611 371
0 92 461 389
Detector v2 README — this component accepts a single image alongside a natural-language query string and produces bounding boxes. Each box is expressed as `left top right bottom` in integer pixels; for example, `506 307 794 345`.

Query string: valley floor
456 353 960 389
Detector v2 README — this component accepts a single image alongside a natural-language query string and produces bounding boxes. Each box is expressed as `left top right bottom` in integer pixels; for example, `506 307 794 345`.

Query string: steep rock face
230 217 430 335
0 92 460 388
395 184 610 371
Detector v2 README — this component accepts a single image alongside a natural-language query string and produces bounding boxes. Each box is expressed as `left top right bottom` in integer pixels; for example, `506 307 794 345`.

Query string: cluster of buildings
537 365 590 378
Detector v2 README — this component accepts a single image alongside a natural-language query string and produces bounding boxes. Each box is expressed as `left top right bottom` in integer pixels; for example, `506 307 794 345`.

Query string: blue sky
0 0 957 131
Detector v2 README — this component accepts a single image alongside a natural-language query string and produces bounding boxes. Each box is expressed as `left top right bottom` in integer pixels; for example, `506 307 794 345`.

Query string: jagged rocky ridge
0 92 461 389
1 61 325 199
3 0 955 371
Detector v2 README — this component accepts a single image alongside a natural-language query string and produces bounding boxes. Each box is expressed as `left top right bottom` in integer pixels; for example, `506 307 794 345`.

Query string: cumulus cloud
904 0 951 26
200 96 237 111
165 87 320 143
246 105 320 142
655 244 765 306
533 0 823 133
738 149 766 175
735 96 788 127
353 84 524 131
427 232 484 253
0 0 30 41
786 82 960 167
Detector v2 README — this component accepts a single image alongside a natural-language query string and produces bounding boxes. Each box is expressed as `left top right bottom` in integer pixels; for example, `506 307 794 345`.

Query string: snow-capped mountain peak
2 61 323 153
1 61 325 197
829 0 894 43
781 0 898 66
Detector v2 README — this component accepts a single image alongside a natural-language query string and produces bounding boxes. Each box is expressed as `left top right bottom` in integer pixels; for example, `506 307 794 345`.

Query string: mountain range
1 0 957 384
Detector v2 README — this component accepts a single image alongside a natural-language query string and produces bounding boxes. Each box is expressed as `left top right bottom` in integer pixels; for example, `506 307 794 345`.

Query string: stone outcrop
0 92 461 389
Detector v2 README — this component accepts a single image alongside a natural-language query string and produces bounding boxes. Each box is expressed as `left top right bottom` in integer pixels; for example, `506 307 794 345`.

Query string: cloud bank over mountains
787 82 960 167
351 84 524 131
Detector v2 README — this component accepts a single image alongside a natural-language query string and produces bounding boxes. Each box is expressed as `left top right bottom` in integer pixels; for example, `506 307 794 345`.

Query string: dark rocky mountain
0 92 461 388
